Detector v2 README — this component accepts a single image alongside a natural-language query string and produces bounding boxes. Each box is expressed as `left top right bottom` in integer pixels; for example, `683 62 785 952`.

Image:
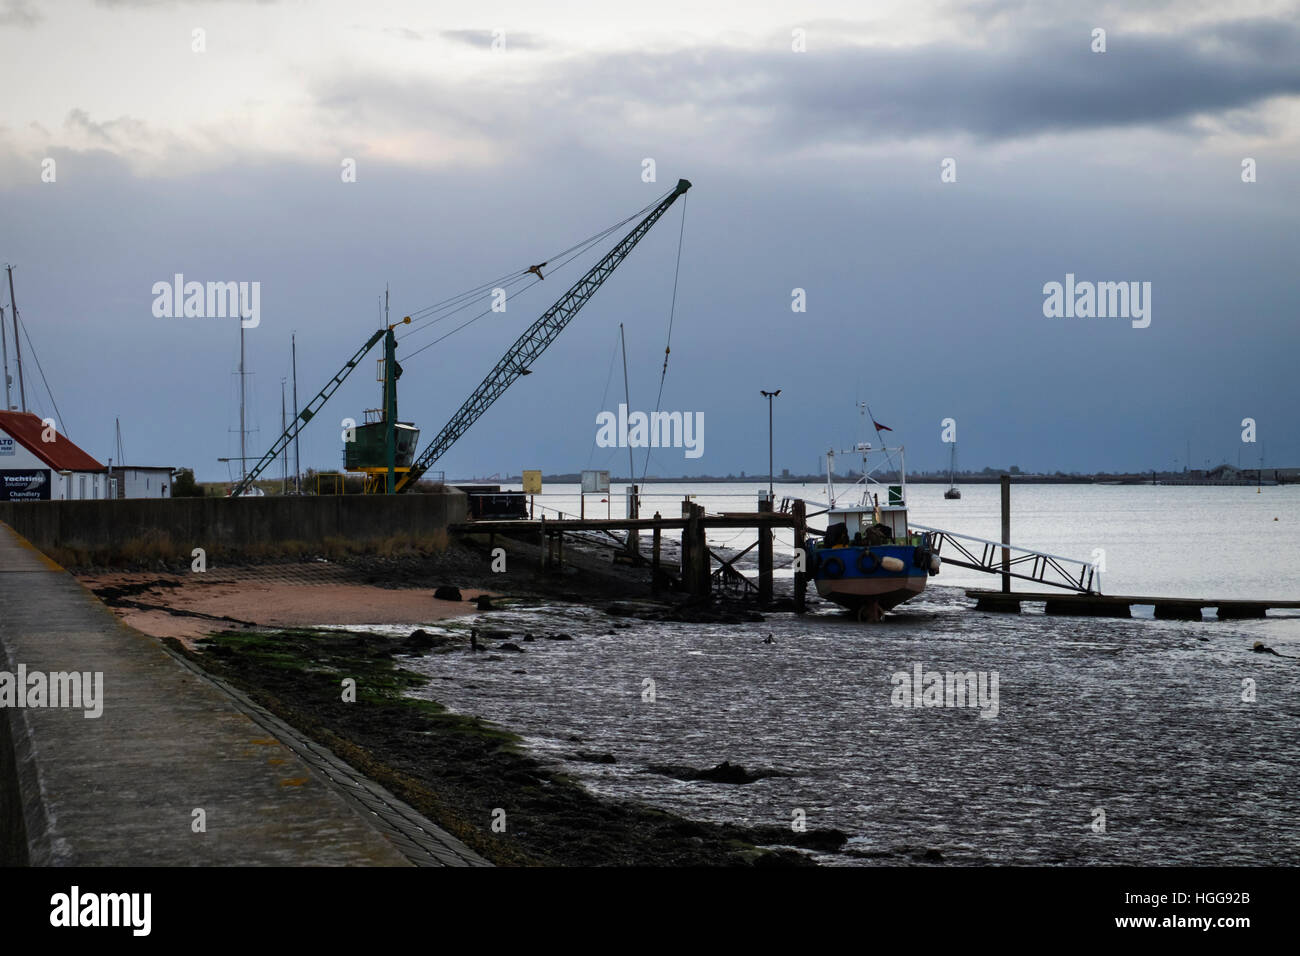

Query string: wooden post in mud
539 515 548 571
757 495 773 605
694 504 710 596
682 502 709 597
792 498 807 611
684 504 698 595
651 514 662 593
1000 476 1011 593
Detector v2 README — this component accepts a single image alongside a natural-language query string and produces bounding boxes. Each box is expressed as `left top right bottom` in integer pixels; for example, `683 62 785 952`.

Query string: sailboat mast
280 380 287 494
6 265 27 412
239 322 247 483
291 332 301 493
0 304 10 411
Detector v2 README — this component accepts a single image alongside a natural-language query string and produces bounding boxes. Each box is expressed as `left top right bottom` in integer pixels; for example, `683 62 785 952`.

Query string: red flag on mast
873 420 892 432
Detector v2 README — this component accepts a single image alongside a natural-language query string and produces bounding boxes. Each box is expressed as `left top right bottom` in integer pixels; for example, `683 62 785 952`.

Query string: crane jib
395 178 691 492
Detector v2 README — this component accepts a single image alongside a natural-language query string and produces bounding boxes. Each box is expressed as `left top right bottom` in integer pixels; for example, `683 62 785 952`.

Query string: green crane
229 178 690 497
228 316 409 498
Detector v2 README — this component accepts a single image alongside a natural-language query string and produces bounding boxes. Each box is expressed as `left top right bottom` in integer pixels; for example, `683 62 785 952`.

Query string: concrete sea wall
0 491 467 564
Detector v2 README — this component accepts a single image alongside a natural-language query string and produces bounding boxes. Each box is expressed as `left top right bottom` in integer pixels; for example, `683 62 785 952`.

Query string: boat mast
825 448 836 508
5 265 27 412
291 332 300 493
239 321 247 483
0 304 10 411
280 379 287 494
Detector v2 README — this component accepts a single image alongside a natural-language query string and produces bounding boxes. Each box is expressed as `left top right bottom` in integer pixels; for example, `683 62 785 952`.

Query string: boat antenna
864 401 900 477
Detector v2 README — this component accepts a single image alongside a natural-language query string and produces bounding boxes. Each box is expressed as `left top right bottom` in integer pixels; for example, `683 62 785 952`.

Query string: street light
760 389 781 500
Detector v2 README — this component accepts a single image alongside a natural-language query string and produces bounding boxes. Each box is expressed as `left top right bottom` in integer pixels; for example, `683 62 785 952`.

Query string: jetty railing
912 524 1100 594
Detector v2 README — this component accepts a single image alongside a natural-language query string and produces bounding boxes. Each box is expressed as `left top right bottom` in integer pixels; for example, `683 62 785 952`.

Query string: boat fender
823 556 845 579
913 546 932 570
857 550 880 574
929 554 942 575
880 555 905 573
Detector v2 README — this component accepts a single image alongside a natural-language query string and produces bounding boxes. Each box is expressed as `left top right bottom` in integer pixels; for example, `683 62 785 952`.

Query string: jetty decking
966 588 1300 620
453 500 807 604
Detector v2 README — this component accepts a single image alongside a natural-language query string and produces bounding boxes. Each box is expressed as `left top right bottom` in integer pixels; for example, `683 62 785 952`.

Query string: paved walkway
0 524 489 866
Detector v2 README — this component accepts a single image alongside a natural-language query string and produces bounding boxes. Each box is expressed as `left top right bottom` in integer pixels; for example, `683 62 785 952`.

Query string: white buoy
880 556 905 572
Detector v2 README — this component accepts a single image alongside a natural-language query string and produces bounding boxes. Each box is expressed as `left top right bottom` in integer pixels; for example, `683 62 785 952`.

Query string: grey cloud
313 16 1300 153
0 0 41 27
64 108 151 147
595 18 1300 142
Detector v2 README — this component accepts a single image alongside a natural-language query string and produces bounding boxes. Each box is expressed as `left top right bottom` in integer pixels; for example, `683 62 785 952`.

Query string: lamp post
760 389 781 500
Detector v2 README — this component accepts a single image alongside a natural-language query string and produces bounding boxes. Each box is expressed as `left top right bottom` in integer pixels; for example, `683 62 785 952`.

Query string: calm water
492 480 1300 603
388 484 1300 865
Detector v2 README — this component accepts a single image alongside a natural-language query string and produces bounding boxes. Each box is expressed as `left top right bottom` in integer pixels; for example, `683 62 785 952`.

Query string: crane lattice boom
396 178 691 491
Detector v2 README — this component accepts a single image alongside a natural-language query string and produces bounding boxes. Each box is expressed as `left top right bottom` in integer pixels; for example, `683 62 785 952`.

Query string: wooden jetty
966 589 1300 620
450 497 807 607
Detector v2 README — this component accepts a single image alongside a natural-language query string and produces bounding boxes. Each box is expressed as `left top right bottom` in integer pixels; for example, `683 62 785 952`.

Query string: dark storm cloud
318 16 1300 148
603 17 1300 141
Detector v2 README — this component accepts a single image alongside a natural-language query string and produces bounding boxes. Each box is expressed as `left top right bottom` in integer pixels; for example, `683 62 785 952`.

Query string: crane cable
397 197 672 364
640 194 688 482
394 187 675 345
584 329 622 470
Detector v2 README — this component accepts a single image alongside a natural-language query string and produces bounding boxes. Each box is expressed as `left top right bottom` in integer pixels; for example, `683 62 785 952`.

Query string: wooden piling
792 499 807 612
682 502 710 597
757 495 773 605
1000 475 1011 594
651 514 662 593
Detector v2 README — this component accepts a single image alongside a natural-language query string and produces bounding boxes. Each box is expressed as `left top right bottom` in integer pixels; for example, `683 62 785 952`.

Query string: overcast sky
1 0 1297 481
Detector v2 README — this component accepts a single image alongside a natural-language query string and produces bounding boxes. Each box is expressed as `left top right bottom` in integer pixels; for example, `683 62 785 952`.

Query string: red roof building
0 411 107 501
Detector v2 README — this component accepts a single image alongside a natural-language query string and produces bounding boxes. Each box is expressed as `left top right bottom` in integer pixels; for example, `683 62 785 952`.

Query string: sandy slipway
84 534 836 866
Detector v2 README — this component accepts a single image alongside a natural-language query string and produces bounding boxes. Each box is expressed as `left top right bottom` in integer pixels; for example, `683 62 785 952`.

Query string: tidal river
399 483 1299 864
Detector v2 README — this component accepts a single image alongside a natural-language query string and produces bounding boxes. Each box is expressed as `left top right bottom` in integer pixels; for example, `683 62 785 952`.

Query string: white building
0 411 108 501
109 466 174 499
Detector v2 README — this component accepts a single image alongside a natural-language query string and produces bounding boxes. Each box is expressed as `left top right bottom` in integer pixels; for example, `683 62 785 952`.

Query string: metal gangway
911 524 1100 594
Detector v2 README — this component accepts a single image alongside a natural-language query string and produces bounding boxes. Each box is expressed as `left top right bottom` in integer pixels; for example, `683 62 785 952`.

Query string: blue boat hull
811 544 931 614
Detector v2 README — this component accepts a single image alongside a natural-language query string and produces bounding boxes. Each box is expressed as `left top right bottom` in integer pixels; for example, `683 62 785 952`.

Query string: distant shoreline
454 474 1291 487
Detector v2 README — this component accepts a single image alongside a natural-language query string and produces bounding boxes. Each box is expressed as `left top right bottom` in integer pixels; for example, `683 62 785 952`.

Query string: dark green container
344 422 421 470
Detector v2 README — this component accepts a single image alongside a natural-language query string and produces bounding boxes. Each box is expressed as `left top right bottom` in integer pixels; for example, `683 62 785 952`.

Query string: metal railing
911 523 1100 594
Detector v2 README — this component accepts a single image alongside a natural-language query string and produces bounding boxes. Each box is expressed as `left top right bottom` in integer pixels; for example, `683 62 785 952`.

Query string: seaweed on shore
174 627 814 867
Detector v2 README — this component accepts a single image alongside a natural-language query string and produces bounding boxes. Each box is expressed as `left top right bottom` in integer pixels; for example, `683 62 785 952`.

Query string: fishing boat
944 441 961 499
805 420 940 621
